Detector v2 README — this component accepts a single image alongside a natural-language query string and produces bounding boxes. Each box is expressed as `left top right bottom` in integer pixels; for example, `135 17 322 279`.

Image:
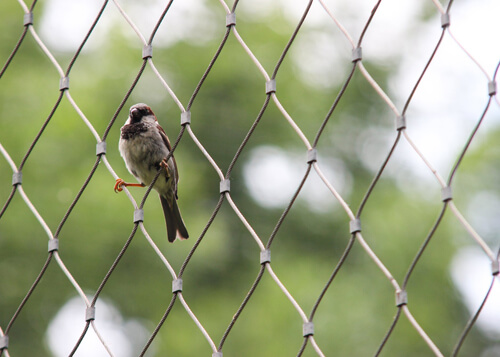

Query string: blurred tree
0 1 496 356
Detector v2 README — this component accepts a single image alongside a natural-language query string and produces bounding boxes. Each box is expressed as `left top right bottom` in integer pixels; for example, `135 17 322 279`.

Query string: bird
114 103 189 242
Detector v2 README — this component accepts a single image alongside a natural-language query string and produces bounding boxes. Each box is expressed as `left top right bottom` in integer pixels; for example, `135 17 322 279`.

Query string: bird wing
157 123 179 195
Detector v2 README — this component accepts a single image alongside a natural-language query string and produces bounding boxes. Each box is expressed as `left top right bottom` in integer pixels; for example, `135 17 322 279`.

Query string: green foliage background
0 1 498 356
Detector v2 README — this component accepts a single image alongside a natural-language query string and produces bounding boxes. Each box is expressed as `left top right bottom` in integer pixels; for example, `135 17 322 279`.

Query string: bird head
128 103 157 124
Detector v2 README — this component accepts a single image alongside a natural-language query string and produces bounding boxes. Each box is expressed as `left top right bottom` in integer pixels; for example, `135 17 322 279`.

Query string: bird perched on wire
114 103 189 242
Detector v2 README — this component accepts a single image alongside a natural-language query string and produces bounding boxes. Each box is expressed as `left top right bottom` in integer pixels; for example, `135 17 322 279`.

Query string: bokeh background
1 0 499 356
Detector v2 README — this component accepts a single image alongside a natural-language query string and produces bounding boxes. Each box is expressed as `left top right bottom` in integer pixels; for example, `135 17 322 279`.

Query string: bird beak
130 107 140 122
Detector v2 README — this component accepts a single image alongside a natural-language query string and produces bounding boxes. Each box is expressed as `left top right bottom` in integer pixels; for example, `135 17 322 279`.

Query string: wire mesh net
1 0 499 356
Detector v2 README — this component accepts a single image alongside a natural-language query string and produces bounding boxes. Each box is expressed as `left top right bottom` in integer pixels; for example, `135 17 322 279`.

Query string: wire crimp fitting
48 238 59 253
488 81 497 96
23 12 33 26
396 115 406 131
303 322 314 337
492 260 499 276
396 289 408 307
349 218 362 234
441 13 450 28
0 335 9 350
12 172 22 186
352 47 362 62
266 79 276 95
226 13 236 27
172 278 183 293
96 141 107 156
181 111 191 125
86 306 96 321
441 186 452 202
142 44 153 59
260 249 271 265
59 77 70 91
220 179 230 194
307 148 317 164
134 209 144 223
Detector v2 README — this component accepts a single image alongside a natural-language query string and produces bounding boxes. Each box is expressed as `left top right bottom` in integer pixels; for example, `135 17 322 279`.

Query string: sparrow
114 103 189 242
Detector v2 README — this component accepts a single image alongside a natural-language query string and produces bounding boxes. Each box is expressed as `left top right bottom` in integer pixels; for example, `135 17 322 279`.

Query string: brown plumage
115 103 188 242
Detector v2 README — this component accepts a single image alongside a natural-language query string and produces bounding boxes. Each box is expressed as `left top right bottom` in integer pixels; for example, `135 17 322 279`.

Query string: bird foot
114 178 125 193
160 159 169 170
114 178 144 193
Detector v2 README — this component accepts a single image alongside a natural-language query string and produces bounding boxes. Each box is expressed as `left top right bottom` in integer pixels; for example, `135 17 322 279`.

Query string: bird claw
160 159 169 170
114 178 125 193
114 178 145 192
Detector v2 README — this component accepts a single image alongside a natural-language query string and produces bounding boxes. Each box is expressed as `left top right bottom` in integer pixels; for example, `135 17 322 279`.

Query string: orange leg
114 178 145 193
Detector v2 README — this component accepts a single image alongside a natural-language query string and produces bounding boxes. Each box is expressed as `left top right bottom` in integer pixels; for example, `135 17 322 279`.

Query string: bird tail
160 194 189 242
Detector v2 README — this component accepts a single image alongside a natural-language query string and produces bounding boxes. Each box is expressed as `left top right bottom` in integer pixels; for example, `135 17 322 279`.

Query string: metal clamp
181 111 191 125
303 322 314 337
0 335 9 350
260 249 271 265
220 179 230 194
396 289 408 307
488 81 497 96
352 47 362 62
134 209 144 223
59 77 70 91
172 278 183 293
349 218 362 234
441 186 452 202
96 141 107 156
12 172 22 186
307 148 317 164
48 239 59 252
142 44 153 59
441 13 450 28
396 115 406 131
226 13 236 27
86 306 96 321
492 260 499 276
266 79 276 94
23 12 33 26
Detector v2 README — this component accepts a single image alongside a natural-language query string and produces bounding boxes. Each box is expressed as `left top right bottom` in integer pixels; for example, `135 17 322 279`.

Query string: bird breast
119 125 169 186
